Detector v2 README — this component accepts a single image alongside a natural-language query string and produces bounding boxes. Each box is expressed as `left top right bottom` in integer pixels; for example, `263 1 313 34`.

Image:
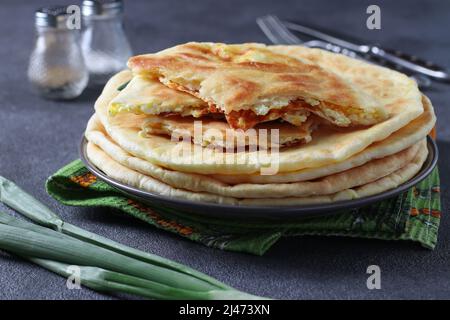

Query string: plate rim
79 135 438 218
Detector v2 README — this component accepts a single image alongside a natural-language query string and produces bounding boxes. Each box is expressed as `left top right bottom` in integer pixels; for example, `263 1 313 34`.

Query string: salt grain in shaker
28 7 88 100
81 0 132 85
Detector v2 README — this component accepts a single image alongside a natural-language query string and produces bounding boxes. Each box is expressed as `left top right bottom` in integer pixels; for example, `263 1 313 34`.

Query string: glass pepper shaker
81 0 132 85
27 7 89 100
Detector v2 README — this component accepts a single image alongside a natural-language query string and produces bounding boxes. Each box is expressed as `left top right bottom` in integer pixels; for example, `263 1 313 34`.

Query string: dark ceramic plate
80 136 438 221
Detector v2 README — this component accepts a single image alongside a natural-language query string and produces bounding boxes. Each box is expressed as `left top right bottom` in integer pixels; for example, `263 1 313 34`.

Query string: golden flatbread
139 114 317 149
128 42 388 129
109 74 208 118
86 115 426 199
213 96 435 183
95 70 426 175
85 138 428 206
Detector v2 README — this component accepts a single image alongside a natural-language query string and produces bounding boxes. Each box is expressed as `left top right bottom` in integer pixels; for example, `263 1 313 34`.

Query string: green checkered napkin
46 160 441 255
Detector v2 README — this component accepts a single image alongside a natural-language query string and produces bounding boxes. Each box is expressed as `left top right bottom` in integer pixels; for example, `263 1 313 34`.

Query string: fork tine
257 15 301 45
256 15 285 44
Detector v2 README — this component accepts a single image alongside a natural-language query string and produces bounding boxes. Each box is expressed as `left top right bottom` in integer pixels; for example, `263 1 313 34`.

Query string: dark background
0 0 449 299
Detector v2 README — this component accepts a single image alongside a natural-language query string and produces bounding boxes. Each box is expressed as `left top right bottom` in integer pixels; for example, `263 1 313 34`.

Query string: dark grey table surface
0 0 449 300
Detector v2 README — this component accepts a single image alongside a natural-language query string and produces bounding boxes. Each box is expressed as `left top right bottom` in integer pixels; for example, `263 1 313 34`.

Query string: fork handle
370 46 449 81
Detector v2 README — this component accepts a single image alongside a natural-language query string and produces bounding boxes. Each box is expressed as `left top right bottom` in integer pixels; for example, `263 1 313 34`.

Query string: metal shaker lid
35 6 75 28
82 0 124 16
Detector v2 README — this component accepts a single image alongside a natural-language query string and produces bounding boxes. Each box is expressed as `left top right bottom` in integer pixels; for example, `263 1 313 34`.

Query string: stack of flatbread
84 43 436 206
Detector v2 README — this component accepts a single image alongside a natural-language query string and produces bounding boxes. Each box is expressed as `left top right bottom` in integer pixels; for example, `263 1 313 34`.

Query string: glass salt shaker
81 0 132 85
28 7 88 100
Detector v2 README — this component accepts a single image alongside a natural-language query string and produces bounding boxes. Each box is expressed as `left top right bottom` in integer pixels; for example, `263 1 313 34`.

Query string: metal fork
257 15 359 58
256 15 431 89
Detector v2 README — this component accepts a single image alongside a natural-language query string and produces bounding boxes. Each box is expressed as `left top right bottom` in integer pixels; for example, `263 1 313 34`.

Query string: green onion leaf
0 176 229 289
0 176 63 230
0 221 217 292
29 258 231 300
0 177 266 300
